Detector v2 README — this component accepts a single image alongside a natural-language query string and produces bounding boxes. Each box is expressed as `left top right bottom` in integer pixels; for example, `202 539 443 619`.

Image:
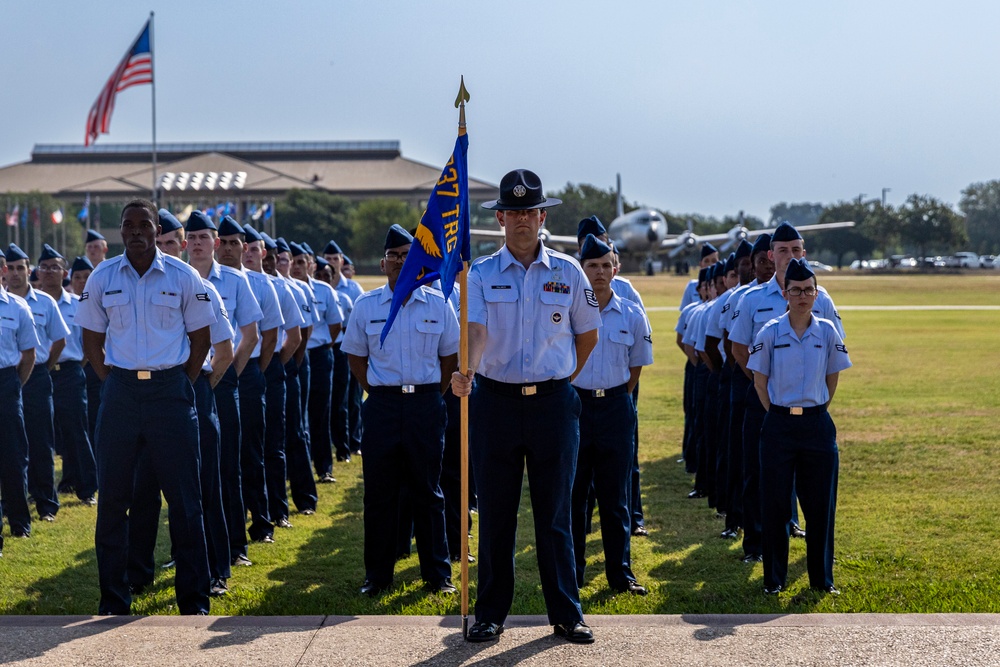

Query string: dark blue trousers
760 410 839 589
629 382 645 530
284 358 317 513
361 391 450 587
308 346 334 478
330 343 351 460
726 369 751 532
214 366 245 561
700 370 720 508
572 388 637 591
0 367 32 537
681 362 697 473
239 361 271 541
348 375 363 453
742 384 766 557
264 356 289 522
23 365 59 518
52 361 98 500
470 379 584 626
715 365 733 514
85 363 102 449
128 375 231 586
95 367 208 615
690 364 709 492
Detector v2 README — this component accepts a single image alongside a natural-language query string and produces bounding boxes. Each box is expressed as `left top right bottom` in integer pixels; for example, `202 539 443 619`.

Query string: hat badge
512 185 527 198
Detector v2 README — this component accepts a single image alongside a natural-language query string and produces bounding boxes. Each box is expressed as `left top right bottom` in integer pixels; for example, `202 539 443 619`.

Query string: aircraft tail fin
615 173 624 219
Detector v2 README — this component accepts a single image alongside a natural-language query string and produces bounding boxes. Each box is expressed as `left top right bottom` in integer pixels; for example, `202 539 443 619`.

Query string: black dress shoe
275 517 293 529
790 524 807 539
210 578 229 596
632 525 649 537
741 553 763 563
466 621 504 642
719 528 739 539
359 580 390 597
81 496 97 506
687 489 707 499
553 621 595 644
427 580 457 595
231 554 253 567
319 472 336 483
300 508 316 516
763 584 783 595
815 585 840 596
615 581 647 596
451 553 476 563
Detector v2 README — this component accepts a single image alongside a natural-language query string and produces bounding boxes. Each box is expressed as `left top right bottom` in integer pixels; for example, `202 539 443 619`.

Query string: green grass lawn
1 273 998 615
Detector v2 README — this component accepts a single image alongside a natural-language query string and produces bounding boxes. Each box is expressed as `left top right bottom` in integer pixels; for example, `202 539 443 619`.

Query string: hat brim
481 197 562 211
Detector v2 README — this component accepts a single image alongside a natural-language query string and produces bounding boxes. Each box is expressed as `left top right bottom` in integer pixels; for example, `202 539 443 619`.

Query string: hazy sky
3 1 999 224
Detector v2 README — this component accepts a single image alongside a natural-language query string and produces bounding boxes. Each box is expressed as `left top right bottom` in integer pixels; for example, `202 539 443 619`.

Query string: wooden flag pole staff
456 76 471 640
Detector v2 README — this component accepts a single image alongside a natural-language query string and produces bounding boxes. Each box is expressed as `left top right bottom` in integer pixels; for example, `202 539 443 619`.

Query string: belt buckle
137 371 152 381
402 384 415 394
521 385 537 396
594 389 605 398
53 364 61 372
790 406 803 416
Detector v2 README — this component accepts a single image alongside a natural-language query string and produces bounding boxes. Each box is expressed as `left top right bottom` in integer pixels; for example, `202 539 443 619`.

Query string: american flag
84 19 153 146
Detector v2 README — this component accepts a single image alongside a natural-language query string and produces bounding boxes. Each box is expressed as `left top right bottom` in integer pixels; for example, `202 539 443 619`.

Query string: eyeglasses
36 265 64 273
385 251 408 263
785 287 817 297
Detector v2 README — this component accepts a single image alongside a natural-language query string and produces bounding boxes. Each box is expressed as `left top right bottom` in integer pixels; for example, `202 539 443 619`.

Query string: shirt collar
765 275 782 294
119 249 167 277
378 283 427 305
23 286 38 302
776 313 821 341
499 241 551 272
0 287 9 304
602 291 624 315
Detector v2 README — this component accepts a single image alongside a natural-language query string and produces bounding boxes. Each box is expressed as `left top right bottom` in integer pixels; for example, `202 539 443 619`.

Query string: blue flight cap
289 242 308 257
772 221 803 243
323 240 343 255
71 256 94 274
242 223 264 243
724 253 735 274
62 277 70 288
5 243 29 262
315 257 330 270
751 233 772 258
158 208 182 234
784 257 816 283
29 268 38 282
260 232 278 251
576 215 607 241
343 254 353 266
701 243 718 259
698 267 709 284
85 229 105 243
218 215 245 237
579 233 613 261
186 210 217 232
39 243 64 263
714 260 726 279
734 239 753 261
275 237 291 254
302 242 316 256
384 224 414 250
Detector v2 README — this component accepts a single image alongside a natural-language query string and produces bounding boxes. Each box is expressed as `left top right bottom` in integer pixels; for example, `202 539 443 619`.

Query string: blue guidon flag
380 133 470 346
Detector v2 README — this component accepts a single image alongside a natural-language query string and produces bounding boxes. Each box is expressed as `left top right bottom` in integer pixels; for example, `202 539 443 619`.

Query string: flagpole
456 76 471 641
149 11 158 205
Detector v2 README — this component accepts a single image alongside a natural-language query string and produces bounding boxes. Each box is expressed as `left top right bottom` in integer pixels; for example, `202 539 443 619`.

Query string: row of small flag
4 205 66 228
162 202 272 224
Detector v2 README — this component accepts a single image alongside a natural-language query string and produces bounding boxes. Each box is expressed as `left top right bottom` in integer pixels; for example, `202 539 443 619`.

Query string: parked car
809 260 834 272
954 252 979 268
979 255 996 268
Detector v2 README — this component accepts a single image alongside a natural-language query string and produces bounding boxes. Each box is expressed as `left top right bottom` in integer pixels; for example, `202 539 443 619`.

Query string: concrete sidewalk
2 614 999 666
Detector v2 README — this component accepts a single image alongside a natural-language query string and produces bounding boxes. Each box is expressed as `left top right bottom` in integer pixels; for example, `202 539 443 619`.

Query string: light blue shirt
76 250 217 371
245 269 284 358
285 276 317 328
729 275 844 349
674 300 700 338
747 314 852 407
202 279 235 372
341 283 459 387
611 276 646 312
305 278 344 349
206 261 262 351
0 288 39 368
268 273 306 353
54 289 84 362
719 281 756 334
331 288 352 344
334 277 363 318
22 286 70 365
680 279 699 310
467 243 602 384
573 293 653 390
682 301 708 348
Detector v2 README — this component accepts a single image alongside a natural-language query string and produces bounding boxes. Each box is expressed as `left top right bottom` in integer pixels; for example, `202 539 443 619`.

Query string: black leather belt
50 360 82 372
770 404 827 416
367 383 439 395
110 366 184 381
575 383 629 399
476 375 569 397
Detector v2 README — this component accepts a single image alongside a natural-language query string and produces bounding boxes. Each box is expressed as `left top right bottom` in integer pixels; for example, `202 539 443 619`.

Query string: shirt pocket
752 307 780 332
414 317 445 358
102 291 134 330
150 291 182 330
483 287 518 330
0 316 17 348
364 319 386 349
608 328 634 369
539 290 572 333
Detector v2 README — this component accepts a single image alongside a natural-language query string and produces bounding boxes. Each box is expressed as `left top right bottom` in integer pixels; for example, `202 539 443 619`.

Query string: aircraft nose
647 228 658 243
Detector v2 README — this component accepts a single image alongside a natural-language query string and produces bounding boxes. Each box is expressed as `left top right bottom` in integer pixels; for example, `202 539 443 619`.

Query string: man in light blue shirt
6 243 70 523
0 251 39 551
323 239 360 464
77 198 216 615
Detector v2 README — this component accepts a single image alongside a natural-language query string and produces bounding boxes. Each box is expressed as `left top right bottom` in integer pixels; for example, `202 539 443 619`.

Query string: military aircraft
470 174 855 269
